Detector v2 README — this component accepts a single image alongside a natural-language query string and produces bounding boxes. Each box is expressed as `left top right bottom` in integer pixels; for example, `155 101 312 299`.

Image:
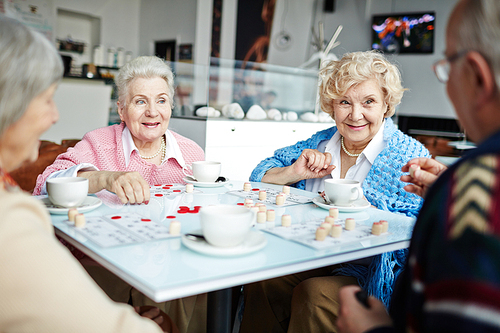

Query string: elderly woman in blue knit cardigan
239 51 430 333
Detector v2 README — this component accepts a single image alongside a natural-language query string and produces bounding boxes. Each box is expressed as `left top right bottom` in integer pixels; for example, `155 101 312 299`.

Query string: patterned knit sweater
33 123 204 195
381 130 500 333
250 118 430 306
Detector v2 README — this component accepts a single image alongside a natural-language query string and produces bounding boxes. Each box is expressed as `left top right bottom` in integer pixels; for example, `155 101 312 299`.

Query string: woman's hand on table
401 157 447 198
336 285 393 333
262 149 336 185
78 170 150 204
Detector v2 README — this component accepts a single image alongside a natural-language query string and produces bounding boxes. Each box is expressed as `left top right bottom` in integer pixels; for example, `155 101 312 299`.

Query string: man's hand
337 286 393 333
401 157 447 198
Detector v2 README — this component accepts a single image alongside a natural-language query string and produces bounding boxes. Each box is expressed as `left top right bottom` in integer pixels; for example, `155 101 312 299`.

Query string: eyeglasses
432 50 469 83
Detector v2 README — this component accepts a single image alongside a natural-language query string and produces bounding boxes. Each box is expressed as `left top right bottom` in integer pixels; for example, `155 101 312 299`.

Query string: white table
49 181 415 333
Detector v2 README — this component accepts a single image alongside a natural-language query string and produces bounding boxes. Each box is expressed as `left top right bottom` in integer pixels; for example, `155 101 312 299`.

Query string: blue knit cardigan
250 118 430 306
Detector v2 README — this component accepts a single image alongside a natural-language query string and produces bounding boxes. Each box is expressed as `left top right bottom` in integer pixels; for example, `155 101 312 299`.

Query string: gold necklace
139 136 165 159
341 136 361 157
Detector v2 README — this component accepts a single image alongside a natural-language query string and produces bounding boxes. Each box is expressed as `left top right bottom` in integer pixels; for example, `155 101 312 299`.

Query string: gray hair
0 15 63 137
457 0 500 92
319 50 405 118
115 56 175 107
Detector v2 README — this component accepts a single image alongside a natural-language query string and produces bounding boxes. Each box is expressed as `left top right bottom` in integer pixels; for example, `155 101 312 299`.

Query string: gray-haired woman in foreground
0 15 178 333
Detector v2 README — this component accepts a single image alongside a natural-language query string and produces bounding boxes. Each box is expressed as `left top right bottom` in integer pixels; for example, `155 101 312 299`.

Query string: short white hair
115 56 175 107
457 0 500 93
0 15 63 137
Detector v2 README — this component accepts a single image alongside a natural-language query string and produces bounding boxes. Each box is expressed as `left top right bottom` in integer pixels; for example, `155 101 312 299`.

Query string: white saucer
41 196 103 215
182 176 229 188
312 196 371 212
181 229 267 257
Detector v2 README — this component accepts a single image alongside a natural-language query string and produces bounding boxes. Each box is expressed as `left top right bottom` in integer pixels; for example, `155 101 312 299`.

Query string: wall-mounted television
371 12 435 54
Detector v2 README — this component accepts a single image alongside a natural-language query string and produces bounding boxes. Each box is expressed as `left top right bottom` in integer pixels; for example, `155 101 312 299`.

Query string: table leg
207 288 232 333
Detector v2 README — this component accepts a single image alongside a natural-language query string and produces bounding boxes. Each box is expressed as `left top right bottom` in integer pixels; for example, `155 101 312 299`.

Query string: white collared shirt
41 127 185 195
305 120 387 193
121 126 186 167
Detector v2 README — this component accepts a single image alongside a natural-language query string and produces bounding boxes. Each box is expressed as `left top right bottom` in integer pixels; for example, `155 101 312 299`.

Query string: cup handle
351 187 363 201
182 164 192 177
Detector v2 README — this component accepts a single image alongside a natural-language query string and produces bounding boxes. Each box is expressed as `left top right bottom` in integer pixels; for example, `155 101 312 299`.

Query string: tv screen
371 12 435 54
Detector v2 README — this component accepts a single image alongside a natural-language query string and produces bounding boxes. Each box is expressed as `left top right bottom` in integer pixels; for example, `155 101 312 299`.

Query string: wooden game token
320 222 332 233
315 227 328 241
169 220 181 235
283 185 290 195
409 164 420 178
329 207 339 219
68 208 78 222
185 183 194 193
380 220 388 233
74 213 86 228
276 194 285 205
281 214 292 227
371 222 383 236
345 218 356 231
257 211 267 223
258 190 267 201
330 224 342 238
266 209 275 222
245 203 254 208
244 198 253 204
324 216 335 224
257 203 267 212
243 182 252 192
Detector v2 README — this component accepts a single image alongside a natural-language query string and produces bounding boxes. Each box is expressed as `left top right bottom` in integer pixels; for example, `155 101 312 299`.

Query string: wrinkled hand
401 157 447 198
104 171 150 204
336 286 393 333
292 149 336 180
79 170 150 204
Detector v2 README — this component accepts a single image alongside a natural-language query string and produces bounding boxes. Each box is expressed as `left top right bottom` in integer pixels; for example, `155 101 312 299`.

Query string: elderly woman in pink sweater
34 56 204 204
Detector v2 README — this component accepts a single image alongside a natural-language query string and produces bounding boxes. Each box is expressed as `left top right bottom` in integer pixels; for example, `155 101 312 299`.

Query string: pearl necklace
341 136 361 157
139 136 165 160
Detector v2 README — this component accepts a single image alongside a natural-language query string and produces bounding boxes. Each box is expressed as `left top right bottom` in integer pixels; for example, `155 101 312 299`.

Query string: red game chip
111 216 121 219
173 190 181 192
178 206 189 210
165 184 173 187
154 184 161 187
155 194 163 197
237 203 245 206
252 188 260 191
194 206 201 210
166 215 176 219
177 210 188 214
141 218 152 222
162 186 170 189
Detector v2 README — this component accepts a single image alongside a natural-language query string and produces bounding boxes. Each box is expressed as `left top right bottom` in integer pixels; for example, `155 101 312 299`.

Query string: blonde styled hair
319 51 406 118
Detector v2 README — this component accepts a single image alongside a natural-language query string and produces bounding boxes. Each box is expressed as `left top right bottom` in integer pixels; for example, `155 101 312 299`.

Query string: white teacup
324 179 363 206
200 204 255 247
46 177 89 208
183 161 221 183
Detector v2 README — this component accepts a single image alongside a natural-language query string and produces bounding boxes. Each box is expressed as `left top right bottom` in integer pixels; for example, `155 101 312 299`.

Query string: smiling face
118 76 172 147
0 83 59 172
333 79 387 150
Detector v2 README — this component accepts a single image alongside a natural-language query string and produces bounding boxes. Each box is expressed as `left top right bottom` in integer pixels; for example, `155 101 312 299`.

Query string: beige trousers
239 266 358 333
83 264 207 333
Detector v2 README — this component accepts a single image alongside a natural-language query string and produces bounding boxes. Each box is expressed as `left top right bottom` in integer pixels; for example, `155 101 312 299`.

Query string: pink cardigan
34 124 205 195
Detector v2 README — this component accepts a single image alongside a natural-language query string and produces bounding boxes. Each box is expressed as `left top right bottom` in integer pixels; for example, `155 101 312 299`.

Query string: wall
138 0 198 58
54 0 141 58
265 0 459 119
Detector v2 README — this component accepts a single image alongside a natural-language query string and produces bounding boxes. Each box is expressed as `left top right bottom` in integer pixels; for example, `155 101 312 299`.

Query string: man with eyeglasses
336 0 500 332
